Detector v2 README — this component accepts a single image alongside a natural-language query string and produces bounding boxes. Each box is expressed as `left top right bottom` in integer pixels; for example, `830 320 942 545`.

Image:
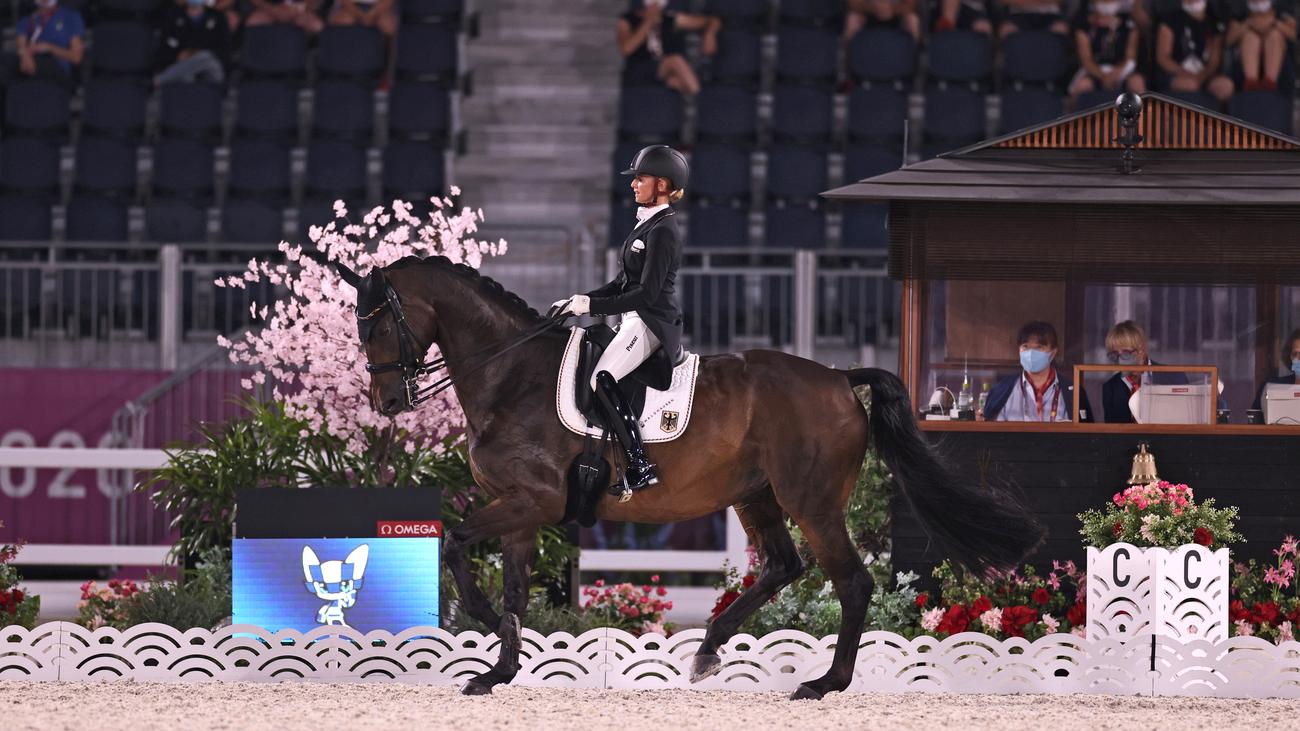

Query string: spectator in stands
1155 0 1234 103
246 0 324 34
932 0 992 33
617 0 720 97
997 0 1070 38
4 0 85 90
846 0 922 41
1100 320 1190 423
329 0 397 39
1251 327 1300 411
981 320 1094 422
1225 0 1296 92
213 0 242 33
1068 0 1146 104
155 0 232 86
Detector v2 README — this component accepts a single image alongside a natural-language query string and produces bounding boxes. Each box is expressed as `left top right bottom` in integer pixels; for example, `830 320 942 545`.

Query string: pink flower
594 579 604 587
1235 619 1254 637
1265 567 1287 588
1278 621 1295 644
650 574 660 583
1280 535 1299 557
1112 493 1125 506
979 608 1004 633
1041 613 1060 634
1071 626 1087 639
920 607 945 632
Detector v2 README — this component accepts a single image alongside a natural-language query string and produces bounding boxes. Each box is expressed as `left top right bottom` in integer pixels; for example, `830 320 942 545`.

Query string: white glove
568 294 591 316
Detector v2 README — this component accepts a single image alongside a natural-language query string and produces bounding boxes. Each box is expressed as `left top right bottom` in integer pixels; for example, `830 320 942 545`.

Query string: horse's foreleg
462 527 537 695
691 493 803 683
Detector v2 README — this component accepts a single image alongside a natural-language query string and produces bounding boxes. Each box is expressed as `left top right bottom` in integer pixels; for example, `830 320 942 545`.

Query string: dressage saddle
572 323 682 426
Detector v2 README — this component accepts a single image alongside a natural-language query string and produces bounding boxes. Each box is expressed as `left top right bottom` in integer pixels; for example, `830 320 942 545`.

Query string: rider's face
631 174 664 205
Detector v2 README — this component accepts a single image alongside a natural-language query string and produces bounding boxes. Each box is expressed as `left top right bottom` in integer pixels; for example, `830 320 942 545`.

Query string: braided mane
384 255 546 322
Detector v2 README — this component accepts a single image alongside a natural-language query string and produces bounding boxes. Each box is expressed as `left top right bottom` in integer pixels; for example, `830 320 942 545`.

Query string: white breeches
590 312 661 390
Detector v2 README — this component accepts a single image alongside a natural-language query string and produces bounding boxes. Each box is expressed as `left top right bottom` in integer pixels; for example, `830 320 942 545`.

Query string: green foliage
0 543 40 630
124 548 233 630
1079 481 1242 550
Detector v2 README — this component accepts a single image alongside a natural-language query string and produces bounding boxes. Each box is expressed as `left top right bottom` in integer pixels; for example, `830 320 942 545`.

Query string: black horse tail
841 367 1044 574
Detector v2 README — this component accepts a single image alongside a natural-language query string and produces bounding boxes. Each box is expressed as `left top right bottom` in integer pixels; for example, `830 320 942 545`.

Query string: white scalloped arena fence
3 623 1298 698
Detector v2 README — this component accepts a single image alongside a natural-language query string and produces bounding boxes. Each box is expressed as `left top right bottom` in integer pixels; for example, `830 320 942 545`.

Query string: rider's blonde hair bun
668 189 685 204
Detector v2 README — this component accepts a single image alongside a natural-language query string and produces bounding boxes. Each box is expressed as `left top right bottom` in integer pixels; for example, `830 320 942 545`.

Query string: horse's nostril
382 398 400 414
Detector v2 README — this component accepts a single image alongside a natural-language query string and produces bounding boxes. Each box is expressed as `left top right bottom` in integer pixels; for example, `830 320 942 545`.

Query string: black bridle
359 284 563 409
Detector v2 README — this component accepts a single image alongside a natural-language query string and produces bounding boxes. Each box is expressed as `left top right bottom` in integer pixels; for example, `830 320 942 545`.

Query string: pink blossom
1235 619 1254 637
979 608 1003 633
1041 613 1060 634
1112 493 1124 506
641 621 667 636
1264 567 1288 588
1047 574 1061 591
1280 535 1299 557
1071 626 1087 639
1278 621 1295 644
921 607 944 632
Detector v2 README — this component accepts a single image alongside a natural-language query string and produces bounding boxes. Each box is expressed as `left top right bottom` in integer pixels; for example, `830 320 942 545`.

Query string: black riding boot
594 370 659 495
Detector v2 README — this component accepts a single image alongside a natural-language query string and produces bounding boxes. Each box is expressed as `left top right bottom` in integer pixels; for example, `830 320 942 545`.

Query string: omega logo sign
376 520 443 538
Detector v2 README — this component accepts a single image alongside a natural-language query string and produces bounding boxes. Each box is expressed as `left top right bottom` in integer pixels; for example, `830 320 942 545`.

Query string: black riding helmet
621 144 689 192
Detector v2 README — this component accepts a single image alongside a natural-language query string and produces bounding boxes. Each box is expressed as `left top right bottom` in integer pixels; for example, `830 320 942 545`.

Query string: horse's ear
335 262 362 288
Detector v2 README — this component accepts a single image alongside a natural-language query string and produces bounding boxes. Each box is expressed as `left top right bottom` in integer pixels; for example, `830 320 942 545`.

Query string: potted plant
1079 480 1241 642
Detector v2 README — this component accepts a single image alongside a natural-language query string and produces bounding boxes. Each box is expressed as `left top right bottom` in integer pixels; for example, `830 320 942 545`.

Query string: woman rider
550 144 687 493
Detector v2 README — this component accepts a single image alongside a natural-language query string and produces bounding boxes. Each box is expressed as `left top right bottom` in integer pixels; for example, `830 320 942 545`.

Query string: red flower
11 589 22 604
741 574 756 589
968 595 992 619
1252 601 1282 627
1001 605 1039 638
1112 522 1124 537
1032 587 1051 606
915 593 929 609
710 590 740 620
936 605 970 635
1230 600 1250 622
1193 527 1214 547
1066 601 1086 627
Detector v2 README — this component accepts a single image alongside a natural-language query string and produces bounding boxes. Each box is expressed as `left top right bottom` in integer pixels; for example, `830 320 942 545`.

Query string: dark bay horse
334 256 1044 700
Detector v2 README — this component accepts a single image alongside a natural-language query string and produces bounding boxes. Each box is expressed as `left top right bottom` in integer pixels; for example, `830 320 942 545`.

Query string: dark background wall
892 432 1300 586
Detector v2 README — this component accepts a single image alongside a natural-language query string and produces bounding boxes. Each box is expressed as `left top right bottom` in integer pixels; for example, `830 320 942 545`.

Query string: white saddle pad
555 326 700 443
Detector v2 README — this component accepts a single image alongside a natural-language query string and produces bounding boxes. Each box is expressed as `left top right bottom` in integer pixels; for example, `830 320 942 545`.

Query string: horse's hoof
788 683 824 701
690 653 722 683
460 680 493 696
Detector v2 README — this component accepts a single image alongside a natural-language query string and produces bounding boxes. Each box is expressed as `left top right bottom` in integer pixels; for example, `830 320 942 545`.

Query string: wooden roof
824 93 1300 205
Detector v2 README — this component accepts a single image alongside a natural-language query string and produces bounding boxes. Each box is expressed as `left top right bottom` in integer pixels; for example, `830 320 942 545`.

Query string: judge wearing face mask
1155 0 1234 103
983 321 1095 423
1099 320 1190 423
1251 328 1300 412
1226 0 1297 92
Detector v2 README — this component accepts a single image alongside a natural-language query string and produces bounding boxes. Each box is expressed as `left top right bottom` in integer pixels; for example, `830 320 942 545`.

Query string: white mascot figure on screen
302 544 370 627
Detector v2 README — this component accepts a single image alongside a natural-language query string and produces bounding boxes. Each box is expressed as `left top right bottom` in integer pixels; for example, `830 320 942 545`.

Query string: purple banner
1 369 167 544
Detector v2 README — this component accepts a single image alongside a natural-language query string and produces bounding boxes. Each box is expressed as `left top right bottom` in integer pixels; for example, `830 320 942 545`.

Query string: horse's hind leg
691 490 803 683
462 527 537 696
784 508 872 700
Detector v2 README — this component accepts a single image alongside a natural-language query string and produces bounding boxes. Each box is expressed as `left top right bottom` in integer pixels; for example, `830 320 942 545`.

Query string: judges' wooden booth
826 93 1300 582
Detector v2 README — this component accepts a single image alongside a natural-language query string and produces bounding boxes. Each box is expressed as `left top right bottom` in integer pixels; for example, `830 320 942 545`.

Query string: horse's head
336 261 437 416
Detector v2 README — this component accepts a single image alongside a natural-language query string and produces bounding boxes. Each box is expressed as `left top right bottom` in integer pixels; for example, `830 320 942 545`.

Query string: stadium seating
312 80 376 141
146 201 208 243
151 139 215 201
695 86 758 145
770 84 832 145
395 24 459 86
158 82 223 142
388 83 452 144
847 28 916 86
317 25 386 84
999 88 1064 134
82 79 147 140
690 144 751 204
235 81 300 142
847 87 908 145
222 200 285 244
66 196 129 242
240 24 309 80
928 30 993 89
73 137 138 200
1002 31 1069 88
618 85 684 143
1230 91 1295 135
228 139 293 203
305 141 368 203
0 196 53 241
3 80 70 138
382 141 446 204
90 22 154 78
0 138 61 199
774 27 838 86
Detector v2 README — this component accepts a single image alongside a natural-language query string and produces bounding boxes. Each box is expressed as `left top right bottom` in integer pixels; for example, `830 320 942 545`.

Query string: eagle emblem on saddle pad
660 411 680 432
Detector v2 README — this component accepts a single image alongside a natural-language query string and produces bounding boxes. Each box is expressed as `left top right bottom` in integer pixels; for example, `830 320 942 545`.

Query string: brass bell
1127 442 1160 485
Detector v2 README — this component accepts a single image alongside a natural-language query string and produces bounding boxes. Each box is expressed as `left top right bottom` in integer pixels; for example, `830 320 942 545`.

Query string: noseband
358 285 563 409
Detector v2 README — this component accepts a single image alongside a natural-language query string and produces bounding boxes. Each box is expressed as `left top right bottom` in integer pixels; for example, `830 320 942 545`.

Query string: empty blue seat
710 29 762 87
923 87 985 150
0 138 60 199
91 22 154 77
66 196 129 241
0 196 52 241
778 0 842 28
1075 88 1115 110
235 80 299 141
775 27 838 85
1230 91 1294 135
306 140 367 201
312 80 375 141
618 85 683 143
146 201 208 242
1002 31 1068 87
1162 90 1217 110
241 24 308 79
999 88 1064 134
317 25 385 83
847 28 916 85
228 139 291 201
82 79 147 139
687 201 749 246
151 139 214 200
848 87 907 143
395 25 458 85
222 200 283 243
401 0 464 25
766 144 827 200
696 86 757 144
159 82 223 141
383 141 445 203
708 0 767 28
388 82 451 143
764 201 825 247
927 29 993 86
840 203 889 248
844 144 902 182
98 0 160 21
3 80 70 138
690 144 751 203
771 84 832 144
74 137 138 199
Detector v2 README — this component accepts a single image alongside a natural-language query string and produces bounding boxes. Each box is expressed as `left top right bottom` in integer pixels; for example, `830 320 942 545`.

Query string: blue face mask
1116 352 1140 366
1292 359 1300 378
1020 348 1052 374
